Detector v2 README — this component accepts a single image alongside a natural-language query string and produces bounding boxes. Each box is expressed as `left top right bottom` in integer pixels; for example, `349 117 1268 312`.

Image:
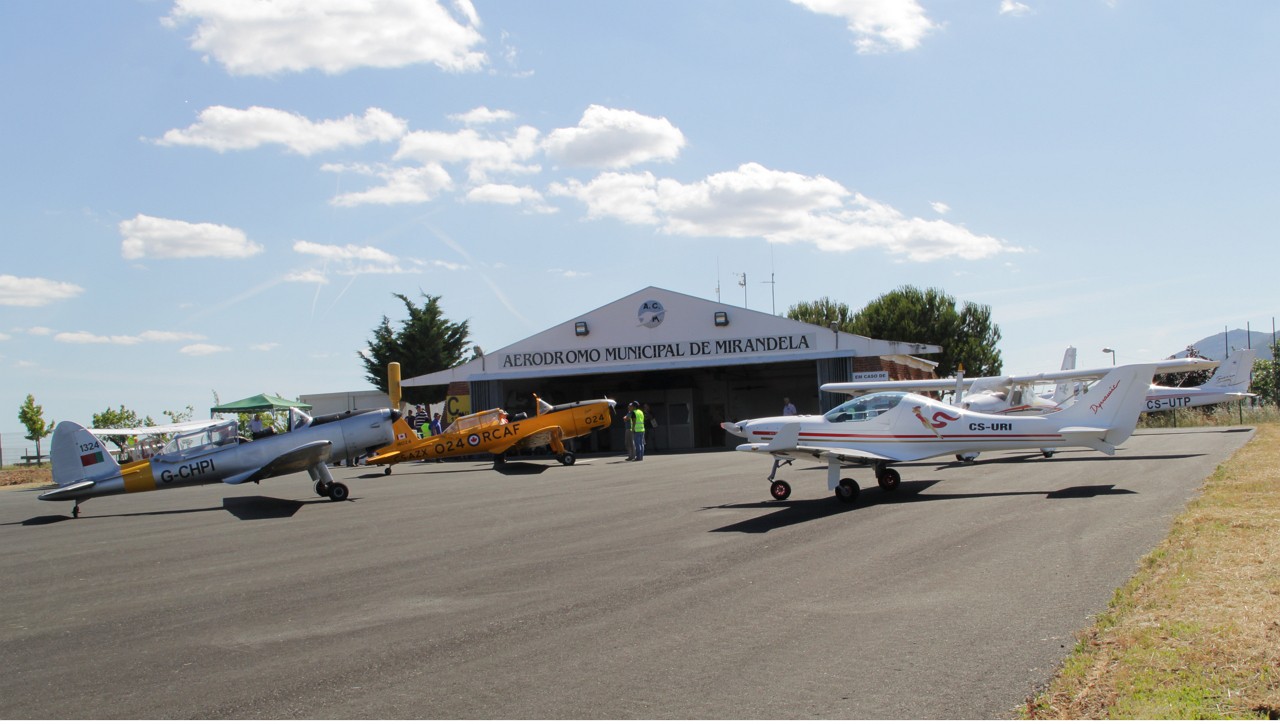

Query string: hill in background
1174 328 1276 361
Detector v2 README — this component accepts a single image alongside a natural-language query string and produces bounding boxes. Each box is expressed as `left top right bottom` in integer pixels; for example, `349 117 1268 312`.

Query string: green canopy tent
210 393 312 415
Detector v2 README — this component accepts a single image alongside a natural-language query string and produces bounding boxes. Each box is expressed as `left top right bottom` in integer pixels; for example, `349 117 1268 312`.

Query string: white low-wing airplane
821 355 1225 416
1140 348 1256 412
722 363 1160 505
39 407 398 518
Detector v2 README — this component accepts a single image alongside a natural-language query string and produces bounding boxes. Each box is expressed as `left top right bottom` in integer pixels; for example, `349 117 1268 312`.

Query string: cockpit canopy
160 419 239 457
823 391 907 423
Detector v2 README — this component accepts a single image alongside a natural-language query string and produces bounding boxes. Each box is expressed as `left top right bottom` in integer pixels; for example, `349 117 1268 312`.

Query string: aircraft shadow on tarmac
13 495 339 526
708 480 1138 534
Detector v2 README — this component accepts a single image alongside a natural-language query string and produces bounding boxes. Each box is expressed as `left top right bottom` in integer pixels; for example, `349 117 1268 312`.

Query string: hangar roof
403 286 941 387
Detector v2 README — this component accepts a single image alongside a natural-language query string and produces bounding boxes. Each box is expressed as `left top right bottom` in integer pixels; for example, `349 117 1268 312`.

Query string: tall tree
785 296 856 331
18 394 55 461
360 292 471 404
1250 341 1280 407
847 285 1003 377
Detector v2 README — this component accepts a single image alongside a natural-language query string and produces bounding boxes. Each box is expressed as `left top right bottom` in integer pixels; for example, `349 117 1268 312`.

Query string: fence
0 431 48 467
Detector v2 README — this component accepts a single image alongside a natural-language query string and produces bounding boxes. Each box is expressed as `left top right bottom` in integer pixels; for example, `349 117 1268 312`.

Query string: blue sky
2 0 1277 430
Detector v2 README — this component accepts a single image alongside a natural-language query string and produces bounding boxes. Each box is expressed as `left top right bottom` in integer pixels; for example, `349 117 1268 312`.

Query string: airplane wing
734 423 900 464
821 357 1220 396
506 426 564 453
87 419 224 437
222 440 333 485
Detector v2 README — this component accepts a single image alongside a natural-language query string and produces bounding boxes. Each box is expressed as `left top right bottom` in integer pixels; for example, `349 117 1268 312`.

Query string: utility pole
761 272 776 315
735 272 747 309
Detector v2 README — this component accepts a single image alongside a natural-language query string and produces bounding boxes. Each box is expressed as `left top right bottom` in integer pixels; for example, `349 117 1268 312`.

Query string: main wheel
835 478 860 505
315 481 331 497
559 452 576 466
770 480 792 501
877 468 901 492
327 482 350 502
383 466 393 476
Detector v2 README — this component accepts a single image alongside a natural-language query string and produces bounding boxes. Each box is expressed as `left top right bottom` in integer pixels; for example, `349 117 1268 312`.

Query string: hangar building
402 286 941 453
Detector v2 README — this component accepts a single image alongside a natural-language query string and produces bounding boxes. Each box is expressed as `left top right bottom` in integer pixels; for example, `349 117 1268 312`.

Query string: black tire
559 452 576 466
835 478 860 505
327 482 349 502
770 480 792 501
877 468 901 492
315 481 330 497
383 467 392 476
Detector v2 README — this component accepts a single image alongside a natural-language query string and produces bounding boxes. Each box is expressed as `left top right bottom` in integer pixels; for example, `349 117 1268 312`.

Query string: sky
2 0 1278 433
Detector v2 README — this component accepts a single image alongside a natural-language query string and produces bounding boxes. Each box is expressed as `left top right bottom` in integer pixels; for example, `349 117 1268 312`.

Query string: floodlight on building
575 321 589 337
714 311 729 327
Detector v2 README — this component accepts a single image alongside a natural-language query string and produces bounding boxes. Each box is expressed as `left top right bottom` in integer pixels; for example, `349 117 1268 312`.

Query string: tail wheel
877 468 901 491
383 467 393 476
327 482 350 502
770 480 792 501
835 478 860 505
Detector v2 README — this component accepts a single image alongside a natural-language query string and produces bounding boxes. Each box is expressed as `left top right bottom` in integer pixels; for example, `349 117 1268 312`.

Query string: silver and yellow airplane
40 407 398 518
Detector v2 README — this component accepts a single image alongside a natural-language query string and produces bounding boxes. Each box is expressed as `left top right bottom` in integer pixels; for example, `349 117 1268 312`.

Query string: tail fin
534 394 553 416
51 421 121 485
1206 349 1255 390
1052 346 1078 402
1052 363 1158 451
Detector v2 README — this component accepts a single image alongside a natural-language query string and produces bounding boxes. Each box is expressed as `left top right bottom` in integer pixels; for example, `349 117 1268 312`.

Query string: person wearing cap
628 401 646 461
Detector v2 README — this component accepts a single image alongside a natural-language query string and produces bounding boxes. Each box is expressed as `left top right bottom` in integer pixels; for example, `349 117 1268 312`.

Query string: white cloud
325 163 454 207
999 0 1032 16
544 106 686 169
284 269 329 284
164 0 487 76
554 163 1019 262
249 342 280 351
790 0 937 53
0 275 84 307
156 106 407 155
450 107 516 125
550 172 663 225
180 343 231 356
120 214 264 259
466 184 557 214
395 126 541 183
292 240 420 274
54 329 205 345
931 201 951 214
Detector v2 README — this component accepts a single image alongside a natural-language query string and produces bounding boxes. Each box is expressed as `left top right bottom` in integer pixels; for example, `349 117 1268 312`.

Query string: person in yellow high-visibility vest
628 401 646 461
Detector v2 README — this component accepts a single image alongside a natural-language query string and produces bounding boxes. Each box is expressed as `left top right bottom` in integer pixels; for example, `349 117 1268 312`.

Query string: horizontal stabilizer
38 479 98 502
223 440 332 485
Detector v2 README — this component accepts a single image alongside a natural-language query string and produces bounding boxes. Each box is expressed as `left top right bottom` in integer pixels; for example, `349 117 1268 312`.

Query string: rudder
51 421 121 485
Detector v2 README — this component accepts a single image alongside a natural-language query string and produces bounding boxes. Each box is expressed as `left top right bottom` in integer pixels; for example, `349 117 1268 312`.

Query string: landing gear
876 465 901 492
834 478 860 505
309 462 347 503
383 467 393 476
766 458 794 500
71 502 81 519
556 452 576 466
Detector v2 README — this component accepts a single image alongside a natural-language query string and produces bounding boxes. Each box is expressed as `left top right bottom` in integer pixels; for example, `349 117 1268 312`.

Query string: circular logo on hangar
637 300 665 328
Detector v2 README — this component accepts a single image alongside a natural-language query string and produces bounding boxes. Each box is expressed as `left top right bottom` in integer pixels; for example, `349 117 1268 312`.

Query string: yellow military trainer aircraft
369 392 615 473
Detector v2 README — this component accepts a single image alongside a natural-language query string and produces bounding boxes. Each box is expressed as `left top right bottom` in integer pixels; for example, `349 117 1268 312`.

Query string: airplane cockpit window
288 408 313 431
824 392 906 423
161 420 240 457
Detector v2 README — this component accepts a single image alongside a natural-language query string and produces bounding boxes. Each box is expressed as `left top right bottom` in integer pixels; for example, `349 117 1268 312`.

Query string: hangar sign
501 333 815 370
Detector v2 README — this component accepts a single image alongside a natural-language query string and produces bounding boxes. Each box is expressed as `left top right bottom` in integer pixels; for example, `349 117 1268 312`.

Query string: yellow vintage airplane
370 365 615 472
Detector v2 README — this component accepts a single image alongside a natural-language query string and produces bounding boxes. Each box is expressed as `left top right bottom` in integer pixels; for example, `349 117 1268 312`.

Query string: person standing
623 404 636 460
629 401 646 461
429 412 443 436
782 397 797 416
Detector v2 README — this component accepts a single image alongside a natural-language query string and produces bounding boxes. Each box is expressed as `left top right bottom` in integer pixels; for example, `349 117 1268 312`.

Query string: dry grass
1024 422 1280 719
0 464 52 487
